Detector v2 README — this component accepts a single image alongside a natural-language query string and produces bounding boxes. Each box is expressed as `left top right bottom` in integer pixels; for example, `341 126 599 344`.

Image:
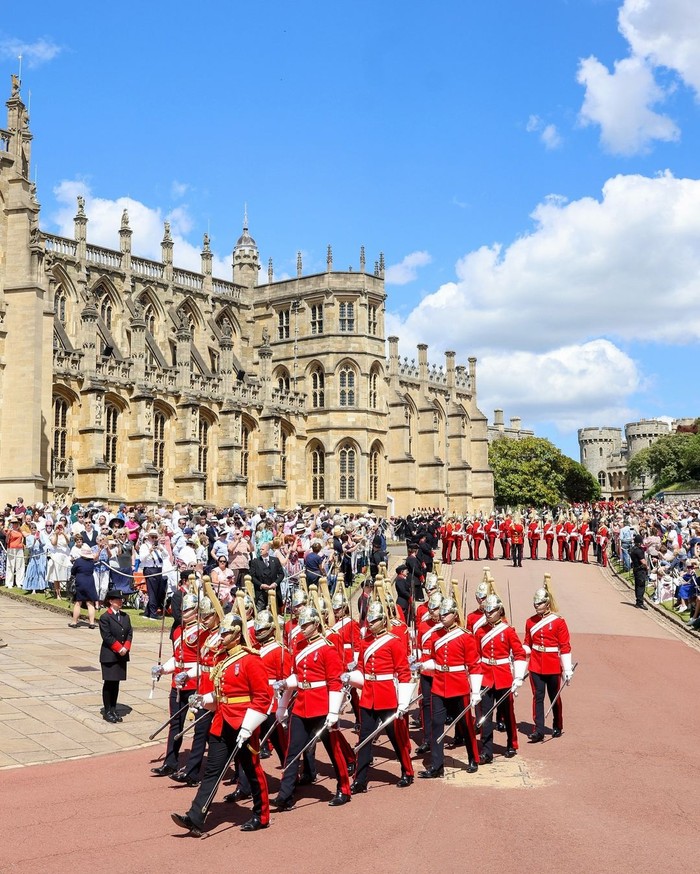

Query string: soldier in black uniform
98 589 133 723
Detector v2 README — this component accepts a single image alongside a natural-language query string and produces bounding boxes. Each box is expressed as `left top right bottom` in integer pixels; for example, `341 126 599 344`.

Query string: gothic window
280 430 288 481
339 301 355 332
339 443 356 500
198 414 209 500
53 396 69 476
143 303 156 335
153 412 166 497
368 304 378 336
369 369 378 410
210 350 220 374
100 295 113 330
369 446 380 502
598 471 606 486
240 425 250 478
599 447 603 457
105 404 119 493
278 308 290 340
311 367 325 409
55 288 67 325
311 445 325 501
339 365 356 407
311 303 324 335
276 368 291 393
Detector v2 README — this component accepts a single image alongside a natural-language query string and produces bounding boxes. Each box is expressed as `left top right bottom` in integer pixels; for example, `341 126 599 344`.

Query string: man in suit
249 542 285 611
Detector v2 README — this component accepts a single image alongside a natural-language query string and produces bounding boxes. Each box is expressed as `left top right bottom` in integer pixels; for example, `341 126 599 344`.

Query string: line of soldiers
149 564 573 837
438 512 609 566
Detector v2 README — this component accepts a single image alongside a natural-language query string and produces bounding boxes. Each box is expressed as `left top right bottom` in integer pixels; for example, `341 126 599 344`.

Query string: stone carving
191 406 198 439
121 209 129 228
261 326 270 346
77 196 85 215
94 394 103 427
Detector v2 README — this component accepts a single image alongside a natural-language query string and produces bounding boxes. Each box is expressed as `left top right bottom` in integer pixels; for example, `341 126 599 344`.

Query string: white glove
511 678 523 694
151 665 163 678
276 706 288 726
340 672 350 684
273 679 287 694
560 652 573 683
189 693 204 711
325 711 339 728
174 670 189 688
563 669 574 683
408 658 421 672
347 660 358 671
238 727 252 743
470 692 481 709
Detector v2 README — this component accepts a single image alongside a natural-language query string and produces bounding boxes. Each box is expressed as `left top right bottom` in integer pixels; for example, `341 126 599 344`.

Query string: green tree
489 436 567 507
627 433 695 489
562 458 601 503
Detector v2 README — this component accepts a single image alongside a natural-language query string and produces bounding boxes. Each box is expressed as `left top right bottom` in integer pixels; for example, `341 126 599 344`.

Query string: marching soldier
597 519 610 566
543 515 555 561
472 516 485 561
415 576 440 625
331 590 362 725
499 515 512 560
472 594 527 762
417 597 481 777
527 514 542 560
556 515 568 562
272 606 352 810
413 591 443 754
283 588 308 649
453 518 464 562
580 514 594 564
510 514 525 568
523 579 573 742
465 581 490 634
484 514 498 561
345 601 415 792
171 612 272 835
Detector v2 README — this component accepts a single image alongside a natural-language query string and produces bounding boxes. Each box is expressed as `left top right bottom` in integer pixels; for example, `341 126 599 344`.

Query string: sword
259 691 297 747
149 609 168 699
353 689 421 754
201 735 245 816
435 692 483 745
148 700 192 741
173 708 210 742
282 723 328 772
476 677 528 729
545 661 578 718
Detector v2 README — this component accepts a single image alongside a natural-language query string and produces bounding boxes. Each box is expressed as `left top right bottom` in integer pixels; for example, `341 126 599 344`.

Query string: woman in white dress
45 519 71 600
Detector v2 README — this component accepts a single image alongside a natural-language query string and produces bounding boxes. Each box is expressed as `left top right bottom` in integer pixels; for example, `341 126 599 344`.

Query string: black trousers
183 708 214 778
420 674 433 746
633 568 648 607
530 672 562 733
102 680 119 711
354 707 407 785
512 543 523 567
164 687 195 769
479 686 517 758
143 569 166 618
277 714 349 802
187 721 268 828
430 693 479 770
238 712 286 794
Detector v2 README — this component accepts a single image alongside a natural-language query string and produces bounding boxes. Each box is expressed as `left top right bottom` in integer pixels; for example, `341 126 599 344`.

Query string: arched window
278 308 290 340
53 396 69 476
369 445 380 502
240 424 250 478
311 445 325 501
339 366 355 407
311 367 325 409
210 350 220 374
369 369 378 410
105 404 119 493
339 442 356 500
55 288 67 325
276 368 291 393
143 303 156 335
598 471 606 486
405 406 415 456
100 295 113 330
280 430 288 480
198 414 209 501
153 411 166 497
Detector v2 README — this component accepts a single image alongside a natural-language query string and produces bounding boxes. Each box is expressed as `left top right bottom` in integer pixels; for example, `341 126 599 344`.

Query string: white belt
532 645 558 653
178 662 197 670
201 666 211 673
343 643 352 649
481 657 511 666
299 680 326 689
436 665 467 673
268 679 277 686
365 673 394 681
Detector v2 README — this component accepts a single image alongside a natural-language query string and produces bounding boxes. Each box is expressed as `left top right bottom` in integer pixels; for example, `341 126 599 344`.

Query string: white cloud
384 250 432 285
386 170 700 428
0 36 62 68
577 54 678 154
171 180 190 199
51 180 231 277
526 115 563 150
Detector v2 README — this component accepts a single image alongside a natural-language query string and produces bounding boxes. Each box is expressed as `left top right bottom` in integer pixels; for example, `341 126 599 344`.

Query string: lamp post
640 474 646 500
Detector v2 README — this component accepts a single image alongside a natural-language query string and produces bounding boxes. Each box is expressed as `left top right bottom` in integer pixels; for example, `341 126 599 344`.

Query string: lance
149 608 168 699
476 675 529 729
148 700 192 741
435 691 483 745
545 661 579 718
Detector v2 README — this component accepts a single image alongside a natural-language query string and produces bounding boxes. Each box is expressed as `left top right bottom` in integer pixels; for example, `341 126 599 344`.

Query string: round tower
577 426 623 492
232 207 260 290
624 419 671 461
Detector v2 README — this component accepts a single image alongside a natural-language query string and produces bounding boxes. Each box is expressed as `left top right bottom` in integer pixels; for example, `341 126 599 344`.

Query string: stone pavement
0 593 167 769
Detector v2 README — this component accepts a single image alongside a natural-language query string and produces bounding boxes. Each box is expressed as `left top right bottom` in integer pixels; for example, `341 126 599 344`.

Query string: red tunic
211 647 272 734
474 621 526 689
292 635 345 719
358 631 411 710
523 612 571 675
466 607 487 635
331 616 361 667
170 623 207 692
424 625 479 698
389 617 411 655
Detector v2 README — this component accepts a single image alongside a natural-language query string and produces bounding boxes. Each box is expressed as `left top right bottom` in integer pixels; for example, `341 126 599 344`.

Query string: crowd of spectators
0 497 389 623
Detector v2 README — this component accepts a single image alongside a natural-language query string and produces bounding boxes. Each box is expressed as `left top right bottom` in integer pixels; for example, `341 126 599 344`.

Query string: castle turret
232 207 260 289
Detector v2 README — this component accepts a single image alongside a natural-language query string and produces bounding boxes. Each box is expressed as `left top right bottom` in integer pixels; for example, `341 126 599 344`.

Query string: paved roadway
1 555 698 874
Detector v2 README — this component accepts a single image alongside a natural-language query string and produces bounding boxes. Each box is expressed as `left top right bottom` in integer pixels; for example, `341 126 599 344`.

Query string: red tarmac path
2 557 698 874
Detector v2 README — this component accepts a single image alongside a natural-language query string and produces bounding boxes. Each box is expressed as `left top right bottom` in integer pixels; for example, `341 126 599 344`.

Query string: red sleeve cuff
124 641 132 651
111 642 122 653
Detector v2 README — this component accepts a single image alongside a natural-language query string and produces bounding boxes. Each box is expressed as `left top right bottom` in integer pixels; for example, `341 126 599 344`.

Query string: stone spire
326 244 333 272
297 251 303 277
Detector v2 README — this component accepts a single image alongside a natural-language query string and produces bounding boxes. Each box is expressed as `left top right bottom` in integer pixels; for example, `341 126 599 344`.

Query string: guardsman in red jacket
597 522 609 566
345 601 415 792
510 515 525 568
331 590 362 724
171 612 272 835
151 592 211 778
283 588 308 650
440 518 455 565
466 581 490 634
484 515 498 561
528 515 542 560
543 515 555 561
500 515 512 560
472 517 485 561
415 576 439 625
580 515 593 564
523 581 573 742
272 606 352 810
414 591 443 754
417 597 481 777
453 518 464 562
472 594 527 762
556 516 568 562
464 518 474 561
563 516 576 562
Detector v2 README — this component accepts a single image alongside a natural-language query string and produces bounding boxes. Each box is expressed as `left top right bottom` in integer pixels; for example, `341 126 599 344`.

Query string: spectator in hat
68 545 99 628
98 589 133 723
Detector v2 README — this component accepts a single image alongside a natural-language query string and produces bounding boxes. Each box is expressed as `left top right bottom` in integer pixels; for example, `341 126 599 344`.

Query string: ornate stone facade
0 80 494 515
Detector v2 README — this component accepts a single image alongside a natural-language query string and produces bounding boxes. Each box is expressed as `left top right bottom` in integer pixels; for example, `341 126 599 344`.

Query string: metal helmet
439 597 459 617
199 596 214 617
366 601 387 625
243 593 254 612
428 592 444 611
475 581 489 602
316 596 329 617
182 592 199 613
533 587 550 606
297 606 320 628
331 590 348 612
253 609 275 634
219 613 243 636
291 589 308 610
425 573 438 594
483 594 503 615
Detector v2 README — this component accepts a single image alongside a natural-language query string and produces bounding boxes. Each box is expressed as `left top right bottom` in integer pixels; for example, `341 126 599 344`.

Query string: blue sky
3 0 699 459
